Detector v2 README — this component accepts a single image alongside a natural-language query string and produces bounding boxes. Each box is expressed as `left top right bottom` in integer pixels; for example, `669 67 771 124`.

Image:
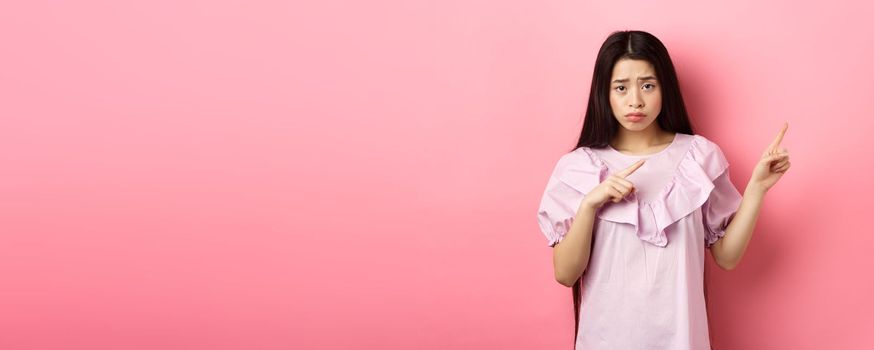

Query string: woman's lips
626 115 645 122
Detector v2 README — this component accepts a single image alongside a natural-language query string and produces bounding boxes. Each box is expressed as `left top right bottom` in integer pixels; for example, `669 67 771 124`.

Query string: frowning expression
609 58 662 131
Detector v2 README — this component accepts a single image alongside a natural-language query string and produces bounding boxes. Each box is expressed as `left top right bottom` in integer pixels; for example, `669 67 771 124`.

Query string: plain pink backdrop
1 1 872 349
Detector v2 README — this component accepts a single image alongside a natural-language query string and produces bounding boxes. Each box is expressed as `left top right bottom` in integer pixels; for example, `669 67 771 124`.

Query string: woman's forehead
611 59 656 80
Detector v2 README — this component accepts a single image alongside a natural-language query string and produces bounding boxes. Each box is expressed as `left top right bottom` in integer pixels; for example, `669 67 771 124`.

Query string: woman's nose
629 90 644 108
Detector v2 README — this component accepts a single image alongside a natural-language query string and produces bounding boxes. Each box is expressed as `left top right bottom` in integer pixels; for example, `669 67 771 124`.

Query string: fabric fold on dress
555 135 731 247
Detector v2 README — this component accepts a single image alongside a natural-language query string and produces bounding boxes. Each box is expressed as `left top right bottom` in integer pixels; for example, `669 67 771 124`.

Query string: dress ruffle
557 135 730 247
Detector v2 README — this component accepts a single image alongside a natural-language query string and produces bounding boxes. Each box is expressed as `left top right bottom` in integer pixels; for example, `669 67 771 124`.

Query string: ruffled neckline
556 133 730 247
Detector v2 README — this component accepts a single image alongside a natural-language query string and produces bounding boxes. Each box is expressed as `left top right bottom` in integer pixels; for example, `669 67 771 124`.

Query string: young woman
536 30 790 349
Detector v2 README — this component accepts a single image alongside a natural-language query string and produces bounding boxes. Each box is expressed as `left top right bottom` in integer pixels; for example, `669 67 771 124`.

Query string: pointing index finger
769 122 789 151
616 159 646 178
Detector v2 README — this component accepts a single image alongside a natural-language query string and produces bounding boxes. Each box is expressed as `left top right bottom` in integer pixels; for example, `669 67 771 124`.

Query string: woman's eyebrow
612 76 658 83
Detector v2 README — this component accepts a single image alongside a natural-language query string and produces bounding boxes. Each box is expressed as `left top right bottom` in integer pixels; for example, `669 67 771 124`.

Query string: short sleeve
536 150 601 247
537 174 581 247
701 149 743 249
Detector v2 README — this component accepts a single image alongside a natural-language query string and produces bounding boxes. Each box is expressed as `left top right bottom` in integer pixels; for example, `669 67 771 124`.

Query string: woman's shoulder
554 146 603 173
685 133 731 179
545 146 606 192
688 133 726 154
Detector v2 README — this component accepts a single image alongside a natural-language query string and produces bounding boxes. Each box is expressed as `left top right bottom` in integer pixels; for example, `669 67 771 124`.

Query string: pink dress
536 133 743 349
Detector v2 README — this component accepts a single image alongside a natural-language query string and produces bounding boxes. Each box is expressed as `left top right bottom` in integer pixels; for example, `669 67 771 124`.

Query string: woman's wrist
744 182 768 197
579 197 601 212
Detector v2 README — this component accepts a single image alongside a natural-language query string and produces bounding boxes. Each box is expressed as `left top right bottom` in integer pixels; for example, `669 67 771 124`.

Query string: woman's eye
643 83 655 90
615 86 625 92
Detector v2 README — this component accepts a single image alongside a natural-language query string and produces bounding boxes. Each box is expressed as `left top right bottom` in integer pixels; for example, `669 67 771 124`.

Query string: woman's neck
610 128 676 154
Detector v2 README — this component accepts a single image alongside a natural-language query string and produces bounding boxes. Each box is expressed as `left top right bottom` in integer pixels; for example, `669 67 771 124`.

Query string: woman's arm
552 201 597 287
552 160 645 286
710 185 765 270
711 122 791 270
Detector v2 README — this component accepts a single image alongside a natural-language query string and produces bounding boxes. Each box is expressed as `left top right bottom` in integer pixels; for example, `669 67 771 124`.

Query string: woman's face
609 58 662 132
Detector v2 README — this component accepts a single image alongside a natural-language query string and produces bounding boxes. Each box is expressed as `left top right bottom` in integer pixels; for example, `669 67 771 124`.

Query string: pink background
2 1 872 349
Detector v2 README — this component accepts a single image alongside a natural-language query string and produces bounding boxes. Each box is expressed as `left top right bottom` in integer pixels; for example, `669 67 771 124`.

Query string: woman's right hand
580 159 645 210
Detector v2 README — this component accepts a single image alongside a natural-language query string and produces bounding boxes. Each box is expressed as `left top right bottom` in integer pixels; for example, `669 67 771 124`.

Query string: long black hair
570 30 717 349
574 30 694 150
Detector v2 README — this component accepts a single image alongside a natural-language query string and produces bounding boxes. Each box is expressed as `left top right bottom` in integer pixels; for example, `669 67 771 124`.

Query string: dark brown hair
574 30 694 150
570 30 716 349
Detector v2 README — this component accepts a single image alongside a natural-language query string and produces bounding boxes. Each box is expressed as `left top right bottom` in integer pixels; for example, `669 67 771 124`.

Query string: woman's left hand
749 122 791 194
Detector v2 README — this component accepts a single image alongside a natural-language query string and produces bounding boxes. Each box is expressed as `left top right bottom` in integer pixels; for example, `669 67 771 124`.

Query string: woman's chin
620 122 652 131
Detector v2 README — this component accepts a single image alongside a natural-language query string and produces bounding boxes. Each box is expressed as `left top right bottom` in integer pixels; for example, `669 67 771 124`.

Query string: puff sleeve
537 174 580 247
536 150 602 247
701 145 743 249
